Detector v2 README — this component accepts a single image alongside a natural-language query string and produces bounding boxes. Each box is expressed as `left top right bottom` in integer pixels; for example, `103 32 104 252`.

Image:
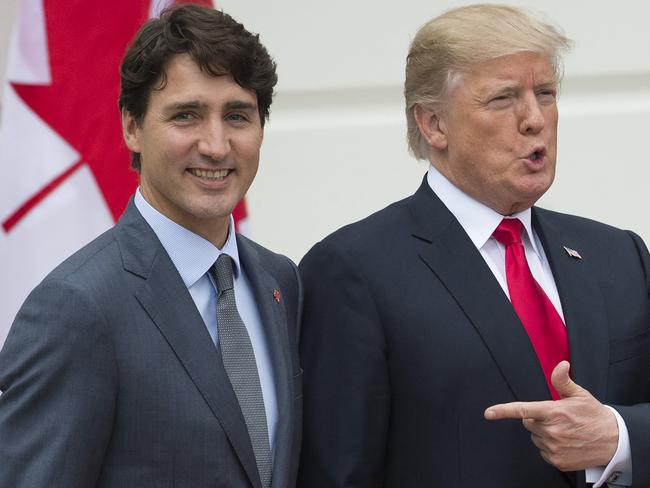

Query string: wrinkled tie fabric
493 218 569 400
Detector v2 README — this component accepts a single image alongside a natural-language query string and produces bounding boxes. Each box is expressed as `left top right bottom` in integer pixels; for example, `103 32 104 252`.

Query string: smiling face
417 52 559 215
122 54 263 247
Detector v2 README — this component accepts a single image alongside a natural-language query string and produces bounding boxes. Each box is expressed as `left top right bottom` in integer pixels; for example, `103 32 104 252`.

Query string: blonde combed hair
405 4 573 160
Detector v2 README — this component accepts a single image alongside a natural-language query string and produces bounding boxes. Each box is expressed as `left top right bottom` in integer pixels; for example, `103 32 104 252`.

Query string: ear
414 104 448 151
121 108 142 153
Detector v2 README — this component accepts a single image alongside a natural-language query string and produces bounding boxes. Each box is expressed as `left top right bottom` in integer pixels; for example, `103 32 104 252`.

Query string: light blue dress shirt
134 189 278 453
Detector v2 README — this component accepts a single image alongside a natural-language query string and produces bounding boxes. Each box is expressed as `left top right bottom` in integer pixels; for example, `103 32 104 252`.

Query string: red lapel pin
273 289 281 303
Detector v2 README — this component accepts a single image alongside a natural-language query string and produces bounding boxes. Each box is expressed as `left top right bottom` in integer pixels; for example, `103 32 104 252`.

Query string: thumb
551 361 584 399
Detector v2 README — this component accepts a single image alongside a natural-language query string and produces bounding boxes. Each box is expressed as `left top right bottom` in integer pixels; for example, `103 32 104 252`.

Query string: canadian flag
0 0 249 347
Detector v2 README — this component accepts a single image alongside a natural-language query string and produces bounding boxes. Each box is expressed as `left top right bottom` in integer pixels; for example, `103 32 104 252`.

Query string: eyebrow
492 76 557 87
535 80 558 89
224 101 258 111
482 79 557 95
162 100 207 114
162 99 258 114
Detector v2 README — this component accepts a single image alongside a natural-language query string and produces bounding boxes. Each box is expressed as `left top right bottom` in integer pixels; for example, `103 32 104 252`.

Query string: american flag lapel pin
563 246 582 260
273 289 281 303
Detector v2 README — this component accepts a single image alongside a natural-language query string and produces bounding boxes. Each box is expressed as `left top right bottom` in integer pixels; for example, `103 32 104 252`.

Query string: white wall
1 0 649 264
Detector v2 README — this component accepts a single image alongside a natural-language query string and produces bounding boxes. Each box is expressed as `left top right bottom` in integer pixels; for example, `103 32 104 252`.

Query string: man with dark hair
0 5 302 488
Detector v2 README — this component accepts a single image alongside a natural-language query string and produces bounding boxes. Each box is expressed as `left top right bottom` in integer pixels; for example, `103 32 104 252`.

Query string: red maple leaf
3 0 246 233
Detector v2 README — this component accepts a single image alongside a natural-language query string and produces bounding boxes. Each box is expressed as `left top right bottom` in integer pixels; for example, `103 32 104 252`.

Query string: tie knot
212 253 234 292
493 218 524 246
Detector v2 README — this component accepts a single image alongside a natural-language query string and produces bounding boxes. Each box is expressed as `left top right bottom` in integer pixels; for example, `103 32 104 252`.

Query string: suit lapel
408 179 550 401
533 209 609 400
237 237 295 488
115 201 262 488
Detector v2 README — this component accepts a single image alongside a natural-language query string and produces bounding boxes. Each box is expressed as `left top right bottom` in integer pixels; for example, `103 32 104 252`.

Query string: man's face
122 53 263 246
432 52 558 215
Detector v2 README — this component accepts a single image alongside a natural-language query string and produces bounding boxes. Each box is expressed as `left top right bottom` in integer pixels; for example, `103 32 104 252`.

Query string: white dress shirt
427 165 631 487
134 189 278 454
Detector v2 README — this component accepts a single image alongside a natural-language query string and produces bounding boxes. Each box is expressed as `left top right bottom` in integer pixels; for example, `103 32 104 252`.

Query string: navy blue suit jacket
298 177 650 488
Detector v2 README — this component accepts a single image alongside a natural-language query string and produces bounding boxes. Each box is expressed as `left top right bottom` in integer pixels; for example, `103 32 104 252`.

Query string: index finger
484 400 554 421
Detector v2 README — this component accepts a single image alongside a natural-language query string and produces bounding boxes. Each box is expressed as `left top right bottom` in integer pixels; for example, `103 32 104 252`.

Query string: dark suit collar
425 164 539 256
409 178 552 401
409 178 610 402
113 200 264 488
532 208 609 400
408 175 458 242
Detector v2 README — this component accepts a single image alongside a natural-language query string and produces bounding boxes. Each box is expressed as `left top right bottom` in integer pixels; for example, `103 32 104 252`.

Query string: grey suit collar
133 188 242 287
408 177 609 402
237 235 296 488
113 200 294 488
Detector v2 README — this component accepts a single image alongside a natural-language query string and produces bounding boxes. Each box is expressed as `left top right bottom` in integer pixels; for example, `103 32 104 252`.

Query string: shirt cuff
585 405 632 487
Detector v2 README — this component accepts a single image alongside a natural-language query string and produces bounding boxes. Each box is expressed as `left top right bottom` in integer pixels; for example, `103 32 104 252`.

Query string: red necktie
492 218 569 400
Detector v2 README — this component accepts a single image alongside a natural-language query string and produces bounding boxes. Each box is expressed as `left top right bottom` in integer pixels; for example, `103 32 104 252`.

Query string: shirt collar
134 188 241 288
426 164 542 257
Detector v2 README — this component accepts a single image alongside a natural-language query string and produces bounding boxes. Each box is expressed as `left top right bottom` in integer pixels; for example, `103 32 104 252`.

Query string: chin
519 178 553 201
200 207 235 221
193 195 238 215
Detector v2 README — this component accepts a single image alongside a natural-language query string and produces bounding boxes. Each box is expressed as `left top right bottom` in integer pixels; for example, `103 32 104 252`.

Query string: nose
518 94 545 135
197 119 230 161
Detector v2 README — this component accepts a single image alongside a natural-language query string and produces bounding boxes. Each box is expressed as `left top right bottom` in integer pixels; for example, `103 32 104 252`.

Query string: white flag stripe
237 217 251 238
149 0 176 19
7 0 50 85
0 0 116 347
0 164 114 345
0 83 80 221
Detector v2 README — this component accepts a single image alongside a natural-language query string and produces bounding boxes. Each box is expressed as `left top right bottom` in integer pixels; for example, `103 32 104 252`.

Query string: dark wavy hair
119 4 278 170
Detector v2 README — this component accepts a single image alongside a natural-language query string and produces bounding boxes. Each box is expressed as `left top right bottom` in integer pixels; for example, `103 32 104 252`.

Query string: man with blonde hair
298 4 650 487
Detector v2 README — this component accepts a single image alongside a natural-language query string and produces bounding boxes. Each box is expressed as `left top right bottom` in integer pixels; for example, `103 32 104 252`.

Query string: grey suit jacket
0 200 303 488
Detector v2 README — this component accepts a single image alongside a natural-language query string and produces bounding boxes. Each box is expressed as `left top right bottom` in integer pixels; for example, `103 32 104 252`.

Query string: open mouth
187 168 231 180
528 148 546 161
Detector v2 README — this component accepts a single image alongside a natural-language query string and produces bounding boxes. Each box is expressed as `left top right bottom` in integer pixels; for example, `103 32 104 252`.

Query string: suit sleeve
0 278 117 488
297 240 390 488
610 231 650 487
